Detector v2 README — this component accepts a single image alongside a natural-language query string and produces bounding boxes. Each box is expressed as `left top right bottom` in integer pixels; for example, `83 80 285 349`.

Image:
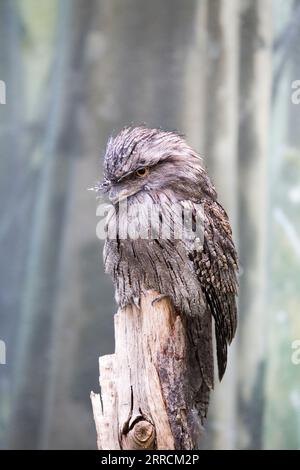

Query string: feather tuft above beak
88 179 110 194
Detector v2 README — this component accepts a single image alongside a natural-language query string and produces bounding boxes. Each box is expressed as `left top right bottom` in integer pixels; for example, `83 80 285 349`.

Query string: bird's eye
135 167 149 178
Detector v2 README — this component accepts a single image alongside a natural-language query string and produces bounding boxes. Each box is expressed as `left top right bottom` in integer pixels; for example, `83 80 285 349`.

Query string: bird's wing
185 198 238 381
147 194 238 381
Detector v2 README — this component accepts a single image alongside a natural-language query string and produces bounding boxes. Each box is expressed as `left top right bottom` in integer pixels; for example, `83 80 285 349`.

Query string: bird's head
96 126 216 204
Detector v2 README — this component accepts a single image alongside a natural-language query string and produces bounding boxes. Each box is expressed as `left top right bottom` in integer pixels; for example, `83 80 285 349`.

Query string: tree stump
91 291 206 450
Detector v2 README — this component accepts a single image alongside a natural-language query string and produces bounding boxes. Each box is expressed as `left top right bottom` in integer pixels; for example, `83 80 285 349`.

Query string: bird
96 126 238 421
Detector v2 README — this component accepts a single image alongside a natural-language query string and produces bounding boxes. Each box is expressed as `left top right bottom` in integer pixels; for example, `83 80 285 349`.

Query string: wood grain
91 291 204 450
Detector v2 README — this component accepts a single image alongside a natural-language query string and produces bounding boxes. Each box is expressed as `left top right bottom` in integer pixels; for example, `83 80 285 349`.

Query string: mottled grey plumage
97 126 238 420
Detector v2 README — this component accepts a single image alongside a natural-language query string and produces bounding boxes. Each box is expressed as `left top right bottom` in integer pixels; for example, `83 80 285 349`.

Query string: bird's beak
109 187 128 203
109 186 136 204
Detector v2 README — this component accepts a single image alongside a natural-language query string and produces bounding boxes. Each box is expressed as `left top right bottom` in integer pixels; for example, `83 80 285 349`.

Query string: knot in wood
122 420 156 450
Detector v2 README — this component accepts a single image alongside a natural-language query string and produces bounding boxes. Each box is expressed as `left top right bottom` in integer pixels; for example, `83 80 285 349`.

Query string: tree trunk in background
200 0 239 450
181 0 208 152
39 0 115 450
0 0 26 445
237 0 272 450
39 0 98 450
6 0 70 448
264 0 300 450
6 0 94 449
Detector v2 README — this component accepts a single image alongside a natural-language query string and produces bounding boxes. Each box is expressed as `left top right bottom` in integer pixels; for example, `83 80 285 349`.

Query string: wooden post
91 291 206 450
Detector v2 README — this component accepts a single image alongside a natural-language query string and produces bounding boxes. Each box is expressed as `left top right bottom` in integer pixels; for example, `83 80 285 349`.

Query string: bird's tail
183 311 214 424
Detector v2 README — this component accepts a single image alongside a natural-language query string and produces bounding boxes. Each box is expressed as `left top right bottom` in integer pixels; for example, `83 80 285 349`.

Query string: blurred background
0 0 300 450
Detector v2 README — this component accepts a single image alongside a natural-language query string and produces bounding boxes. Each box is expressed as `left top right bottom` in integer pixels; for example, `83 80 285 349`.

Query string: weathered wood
91 291 205 450
91 355 119 450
